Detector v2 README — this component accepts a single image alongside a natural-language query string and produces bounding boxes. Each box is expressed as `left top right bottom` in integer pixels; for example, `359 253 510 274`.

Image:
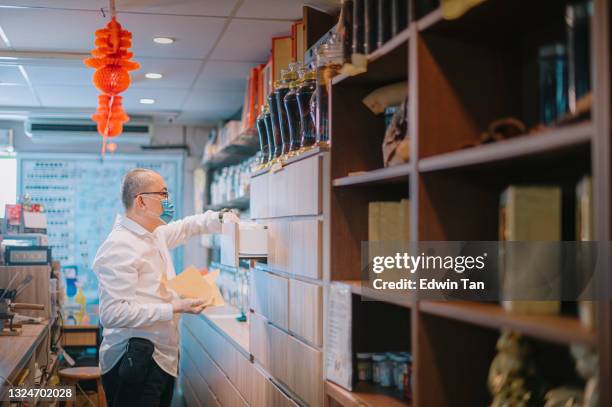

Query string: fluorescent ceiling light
145 72 163 79
140 98 156 105
153 37 174 45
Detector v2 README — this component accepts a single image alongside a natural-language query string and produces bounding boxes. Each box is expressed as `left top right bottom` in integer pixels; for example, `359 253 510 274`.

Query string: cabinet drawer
268 322 290 386
266 219 322 279
289 219 322 279
180 354 217 407
287 335 323 407
266 155 322 218
250 269 289 329
289 279 323 346
266 220 290 272
269 381 300 407
250 312 270 370
182 327 248 407
182 314 241 390
250 173 269 219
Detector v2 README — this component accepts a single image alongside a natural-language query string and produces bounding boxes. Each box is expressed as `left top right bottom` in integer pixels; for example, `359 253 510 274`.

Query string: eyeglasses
136 191 169 199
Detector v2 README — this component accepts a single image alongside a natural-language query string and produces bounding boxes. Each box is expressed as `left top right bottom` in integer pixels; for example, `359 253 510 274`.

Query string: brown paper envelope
165 266 225 307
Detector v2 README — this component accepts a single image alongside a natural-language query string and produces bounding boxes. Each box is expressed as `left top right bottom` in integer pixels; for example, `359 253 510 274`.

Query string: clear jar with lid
315 32 343 147
356 353 372 381
371 353 386 384
379 353 395 387
392 353 411 391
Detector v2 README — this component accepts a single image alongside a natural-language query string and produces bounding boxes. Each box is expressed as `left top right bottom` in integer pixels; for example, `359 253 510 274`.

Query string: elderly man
93 168 238 407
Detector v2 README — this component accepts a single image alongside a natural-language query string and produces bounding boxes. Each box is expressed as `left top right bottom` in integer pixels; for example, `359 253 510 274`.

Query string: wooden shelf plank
416 8 443 31
326 380 411 407
420 301 597 347
340 280 413 309
333 28 410 87
418 121 592 173
333 163 411 187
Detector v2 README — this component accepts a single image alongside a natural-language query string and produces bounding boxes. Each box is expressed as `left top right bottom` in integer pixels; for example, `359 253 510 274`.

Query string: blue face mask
160 198 175 224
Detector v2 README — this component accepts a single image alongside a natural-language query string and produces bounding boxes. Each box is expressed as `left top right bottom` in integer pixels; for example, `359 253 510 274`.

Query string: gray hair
121 168 156 210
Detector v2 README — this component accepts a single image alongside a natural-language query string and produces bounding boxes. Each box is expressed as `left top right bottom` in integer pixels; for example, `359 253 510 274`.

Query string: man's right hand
172 298 206 314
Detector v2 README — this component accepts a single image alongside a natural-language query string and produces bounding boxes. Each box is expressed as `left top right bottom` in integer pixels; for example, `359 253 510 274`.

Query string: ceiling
0 0 339 125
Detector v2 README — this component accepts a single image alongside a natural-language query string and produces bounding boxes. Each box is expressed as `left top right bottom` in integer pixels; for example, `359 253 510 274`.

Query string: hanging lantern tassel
84 2 139 155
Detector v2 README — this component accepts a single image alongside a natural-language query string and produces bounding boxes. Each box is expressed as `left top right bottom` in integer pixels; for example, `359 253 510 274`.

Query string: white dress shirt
93 211 221 377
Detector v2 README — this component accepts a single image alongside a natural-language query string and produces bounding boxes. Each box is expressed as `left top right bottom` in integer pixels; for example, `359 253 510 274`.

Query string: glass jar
371 353 386 384
267 83 283 158
566 0 592 114
315 33 343 146
276 67 298 156
297 69 316 149
263 104 275 161
379 353 394 387
284 75 302 154
392 353 411 391
356 353 372 381
255 105 269 166
538 43 568 125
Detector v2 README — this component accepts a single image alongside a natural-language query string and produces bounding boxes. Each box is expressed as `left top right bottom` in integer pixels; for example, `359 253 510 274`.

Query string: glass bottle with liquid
255 104 269 166
284 72 303 154
297 69 317 149
275 68 298 156
315 33 343 146
263 104 275 162
267 82 283 159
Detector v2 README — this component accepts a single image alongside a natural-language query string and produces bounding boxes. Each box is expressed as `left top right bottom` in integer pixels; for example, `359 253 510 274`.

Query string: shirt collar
114 214 151 237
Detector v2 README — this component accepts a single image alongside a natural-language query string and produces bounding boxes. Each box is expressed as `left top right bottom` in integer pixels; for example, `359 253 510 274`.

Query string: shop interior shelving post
325 0 612 406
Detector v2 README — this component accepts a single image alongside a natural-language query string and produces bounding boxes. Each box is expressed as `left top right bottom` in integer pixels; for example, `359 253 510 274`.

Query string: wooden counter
0 322 50 390
200 304 250 356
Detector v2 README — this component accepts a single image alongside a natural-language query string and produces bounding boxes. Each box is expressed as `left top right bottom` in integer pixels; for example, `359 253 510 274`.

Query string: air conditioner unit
24 118 153 145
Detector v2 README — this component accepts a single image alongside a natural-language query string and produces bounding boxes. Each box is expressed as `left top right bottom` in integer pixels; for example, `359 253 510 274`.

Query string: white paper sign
325 282 353 390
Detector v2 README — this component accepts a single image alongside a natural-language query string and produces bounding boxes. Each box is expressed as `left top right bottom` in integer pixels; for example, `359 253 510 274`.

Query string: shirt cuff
158 303 174 321
203 210 222 234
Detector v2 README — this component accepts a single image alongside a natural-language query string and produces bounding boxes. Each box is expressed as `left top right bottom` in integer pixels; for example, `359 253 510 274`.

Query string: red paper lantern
92 65 130 95
84 7 139 153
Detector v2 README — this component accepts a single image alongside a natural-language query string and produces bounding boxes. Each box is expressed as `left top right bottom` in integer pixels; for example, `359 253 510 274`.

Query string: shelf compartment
326 380 411 407
416 0 579 159
205 194 250 212
333 163 412 187
202 128 259 170
340 280 413 309
418 121 592 172
333 27 410 87
419 301 596 347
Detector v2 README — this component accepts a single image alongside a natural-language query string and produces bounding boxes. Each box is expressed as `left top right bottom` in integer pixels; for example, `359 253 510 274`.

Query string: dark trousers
101 356 175 407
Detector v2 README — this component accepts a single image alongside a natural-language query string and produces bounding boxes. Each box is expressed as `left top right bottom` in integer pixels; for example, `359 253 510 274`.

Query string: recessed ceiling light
145 72 163 79
153 37 174 45
140 98 156 105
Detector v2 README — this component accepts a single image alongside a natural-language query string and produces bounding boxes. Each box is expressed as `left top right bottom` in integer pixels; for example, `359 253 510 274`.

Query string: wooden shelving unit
202 128 259 170
333 163 412 187
418 121 592 172
326 1 612 406
419 301 597 347
326 380 411 407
